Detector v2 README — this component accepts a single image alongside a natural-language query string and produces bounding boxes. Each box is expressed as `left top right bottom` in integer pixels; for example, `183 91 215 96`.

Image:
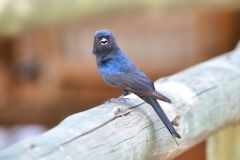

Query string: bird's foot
114 95 129 102
106 96 129 103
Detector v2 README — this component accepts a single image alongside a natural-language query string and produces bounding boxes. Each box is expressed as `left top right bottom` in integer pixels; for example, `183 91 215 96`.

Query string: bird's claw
106 97 129 103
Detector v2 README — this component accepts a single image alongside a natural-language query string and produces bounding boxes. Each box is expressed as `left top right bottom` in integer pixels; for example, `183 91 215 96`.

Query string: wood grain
0 44 239 160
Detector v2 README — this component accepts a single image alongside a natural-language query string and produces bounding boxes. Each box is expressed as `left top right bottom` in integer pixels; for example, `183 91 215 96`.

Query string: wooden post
0 46 239 160
207 125 240 160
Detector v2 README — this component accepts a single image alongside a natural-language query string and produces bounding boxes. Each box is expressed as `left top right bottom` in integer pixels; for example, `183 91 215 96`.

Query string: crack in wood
190 75 240 100
36 103 144 159
111 125 165 148
89 143 108 150
104 148 118 155
191 85 218 99
112 124 155 148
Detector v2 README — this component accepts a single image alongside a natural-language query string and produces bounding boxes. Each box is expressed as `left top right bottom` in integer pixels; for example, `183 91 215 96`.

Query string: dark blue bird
92 29 181 143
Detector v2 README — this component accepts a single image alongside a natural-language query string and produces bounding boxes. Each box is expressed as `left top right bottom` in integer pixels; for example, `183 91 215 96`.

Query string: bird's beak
100 38 109 45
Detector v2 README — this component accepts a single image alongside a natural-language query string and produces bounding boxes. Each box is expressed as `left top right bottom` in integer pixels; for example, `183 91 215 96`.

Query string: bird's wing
114 67 155 94
108 66 172 103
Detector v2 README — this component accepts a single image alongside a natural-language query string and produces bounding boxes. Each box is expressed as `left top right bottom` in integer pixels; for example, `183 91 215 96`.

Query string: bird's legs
114 90 129 102
107 90 129 103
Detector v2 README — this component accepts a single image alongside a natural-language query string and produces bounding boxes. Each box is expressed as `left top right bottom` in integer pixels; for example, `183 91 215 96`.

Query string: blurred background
0 0 239 160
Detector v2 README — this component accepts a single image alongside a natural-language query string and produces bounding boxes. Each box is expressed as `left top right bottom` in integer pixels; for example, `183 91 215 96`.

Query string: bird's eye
95 37 99 41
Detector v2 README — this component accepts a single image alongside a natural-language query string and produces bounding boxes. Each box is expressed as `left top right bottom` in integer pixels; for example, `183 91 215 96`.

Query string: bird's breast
97 59 129 87
98 59 127 76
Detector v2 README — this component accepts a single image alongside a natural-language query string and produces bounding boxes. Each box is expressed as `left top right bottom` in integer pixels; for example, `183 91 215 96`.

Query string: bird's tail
151 91 172 104
144 97 181 144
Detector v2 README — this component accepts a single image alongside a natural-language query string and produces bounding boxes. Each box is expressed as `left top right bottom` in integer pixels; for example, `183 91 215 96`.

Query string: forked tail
144 97 181 144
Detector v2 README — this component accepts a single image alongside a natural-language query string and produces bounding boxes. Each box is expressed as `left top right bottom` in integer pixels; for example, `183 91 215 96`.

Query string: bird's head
93 30 119 55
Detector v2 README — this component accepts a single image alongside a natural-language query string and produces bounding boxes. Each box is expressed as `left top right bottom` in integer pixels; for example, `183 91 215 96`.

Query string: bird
92 29 181 144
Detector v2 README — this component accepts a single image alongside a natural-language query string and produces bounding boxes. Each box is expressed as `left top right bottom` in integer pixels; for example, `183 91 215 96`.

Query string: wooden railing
0 44 239 160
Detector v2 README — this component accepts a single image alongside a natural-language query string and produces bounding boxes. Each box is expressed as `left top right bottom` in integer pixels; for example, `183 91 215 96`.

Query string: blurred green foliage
0 0 239 36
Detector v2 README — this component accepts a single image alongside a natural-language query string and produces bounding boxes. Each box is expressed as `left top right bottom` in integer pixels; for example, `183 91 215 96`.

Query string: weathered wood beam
0 45 240 160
